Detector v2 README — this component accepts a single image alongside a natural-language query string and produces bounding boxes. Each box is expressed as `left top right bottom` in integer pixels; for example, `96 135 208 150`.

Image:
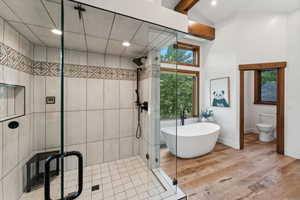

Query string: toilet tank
259 113 276 127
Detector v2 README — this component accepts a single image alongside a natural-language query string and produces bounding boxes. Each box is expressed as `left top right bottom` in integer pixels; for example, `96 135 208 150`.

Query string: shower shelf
0 83 25 122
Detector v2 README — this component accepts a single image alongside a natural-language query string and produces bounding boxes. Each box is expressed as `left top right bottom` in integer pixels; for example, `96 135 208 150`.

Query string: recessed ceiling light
122 41 131 47
211 0 217 6
51 29 62 35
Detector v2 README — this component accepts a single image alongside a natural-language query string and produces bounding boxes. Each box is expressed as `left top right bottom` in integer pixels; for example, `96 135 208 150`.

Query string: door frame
239 62 287 154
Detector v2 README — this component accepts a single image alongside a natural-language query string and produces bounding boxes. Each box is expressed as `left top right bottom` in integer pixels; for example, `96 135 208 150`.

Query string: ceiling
0 0 178 58
163 0 300 25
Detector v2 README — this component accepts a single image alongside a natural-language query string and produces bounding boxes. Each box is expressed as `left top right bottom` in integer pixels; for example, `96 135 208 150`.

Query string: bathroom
1 0 300 200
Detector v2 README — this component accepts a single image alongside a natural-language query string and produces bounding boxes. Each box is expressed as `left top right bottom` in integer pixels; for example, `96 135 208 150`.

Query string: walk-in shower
0 0 188 199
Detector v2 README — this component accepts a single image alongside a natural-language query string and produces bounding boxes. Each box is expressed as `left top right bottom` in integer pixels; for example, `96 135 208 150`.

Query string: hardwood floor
160 133 300 200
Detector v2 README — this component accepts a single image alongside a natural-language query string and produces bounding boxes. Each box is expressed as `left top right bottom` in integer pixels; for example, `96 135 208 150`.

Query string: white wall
285 9 300 158
202 12 289 150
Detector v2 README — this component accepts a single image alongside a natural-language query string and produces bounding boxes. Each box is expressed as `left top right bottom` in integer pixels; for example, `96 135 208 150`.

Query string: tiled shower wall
0 18 34 200
32 46 140 170
0 17 142 200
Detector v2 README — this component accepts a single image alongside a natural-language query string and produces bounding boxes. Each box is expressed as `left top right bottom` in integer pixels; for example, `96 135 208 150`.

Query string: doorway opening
239 62 287 154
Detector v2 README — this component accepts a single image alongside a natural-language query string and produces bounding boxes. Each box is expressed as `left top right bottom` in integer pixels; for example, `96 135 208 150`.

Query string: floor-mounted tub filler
161 122 220 158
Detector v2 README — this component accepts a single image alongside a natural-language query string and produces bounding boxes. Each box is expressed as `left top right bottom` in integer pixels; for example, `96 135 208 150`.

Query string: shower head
132 56 147 67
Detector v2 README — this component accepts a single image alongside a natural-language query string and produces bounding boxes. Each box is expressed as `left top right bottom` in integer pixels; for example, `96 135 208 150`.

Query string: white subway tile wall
0 18 156 200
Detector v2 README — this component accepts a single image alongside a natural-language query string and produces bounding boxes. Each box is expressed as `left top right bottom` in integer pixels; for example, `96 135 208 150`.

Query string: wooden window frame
161 42 200 67
254 69 277 105
160 68 200 120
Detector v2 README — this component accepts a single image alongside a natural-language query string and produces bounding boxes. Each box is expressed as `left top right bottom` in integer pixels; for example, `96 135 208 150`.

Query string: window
160 42 200 67
160 69 199 119
254 69 277 105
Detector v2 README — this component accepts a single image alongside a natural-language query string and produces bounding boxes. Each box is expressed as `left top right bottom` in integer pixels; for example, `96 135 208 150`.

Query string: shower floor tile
20 156 174 200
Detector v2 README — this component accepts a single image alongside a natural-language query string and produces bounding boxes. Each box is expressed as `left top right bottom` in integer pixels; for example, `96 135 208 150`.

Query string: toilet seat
256 123 273 129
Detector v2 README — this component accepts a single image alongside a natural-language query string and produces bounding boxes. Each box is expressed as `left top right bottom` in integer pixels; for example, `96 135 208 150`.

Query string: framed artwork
210 77 230 107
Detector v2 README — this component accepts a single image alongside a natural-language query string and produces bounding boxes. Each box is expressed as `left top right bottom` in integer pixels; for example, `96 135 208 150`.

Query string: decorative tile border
0 42 33 74
33 61 137 80
0 42 137 80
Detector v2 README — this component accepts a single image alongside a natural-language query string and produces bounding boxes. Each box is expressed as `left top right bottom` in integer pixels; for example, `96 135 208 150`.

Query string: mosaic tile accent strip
33 61 137 80
0 42 143 80
0 42 33 74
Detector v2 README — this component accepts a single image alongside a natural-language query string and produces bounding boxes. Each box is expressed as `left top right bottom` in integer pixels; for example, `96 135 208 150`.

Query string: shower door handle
44 151 83 200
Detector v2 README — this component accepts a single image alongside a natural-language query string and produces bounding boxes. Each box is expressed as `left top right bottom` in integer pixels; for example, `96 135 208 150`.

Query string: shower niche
0 83 25 122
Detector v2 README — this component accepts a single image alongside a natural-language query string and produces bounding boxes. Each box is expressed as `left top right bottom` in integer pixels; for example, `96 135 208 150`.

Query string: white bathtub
161 122 220 158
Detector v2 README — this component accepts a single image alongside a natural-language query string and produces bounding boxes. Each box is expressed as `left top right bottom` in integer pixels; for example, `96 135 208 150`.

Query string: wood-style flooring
160 133 300 200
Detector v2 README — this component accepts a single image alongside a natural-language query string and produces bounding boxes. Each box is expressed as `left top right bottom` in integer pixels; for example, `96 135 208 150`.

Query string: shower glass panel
1 0 185 198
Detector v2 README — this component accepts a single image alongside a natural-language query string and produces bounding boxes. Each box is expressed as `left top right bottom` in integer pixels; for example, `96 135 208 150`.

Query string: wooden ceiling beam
188 21 215 40
175 0 199 15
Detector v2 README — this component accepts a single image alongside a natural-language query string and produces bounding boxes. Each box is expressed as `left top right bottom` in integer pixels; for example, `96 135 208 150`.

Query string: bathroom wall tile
3 119 19 176
120 137 133 159
66 143 86 170
87 79 103 110
3 66 19 85
3 166 21 200
19 35 31 57
18 72 31 114
103 80 119 109
104 109 119 139
7 87 15 116
87 110 103 142
87 52 104 66
3 22 19 51
0 180 2 200
121 57 134 69
65 111 86 145
0 17 3 42
45 112 60 149
105 54 120 68
47 47 60 63
133 137 140 156
67 50 87 65
18 116 30 162
0 123 3 179
46 77 60 112
104 139 119 162
0 86 7 119
87 141 103 165
65 78 86 111
33 112 45 151
0 65 3 84
120 109 134 138
33 76 45 113
34 45 47 62
120 80 135 109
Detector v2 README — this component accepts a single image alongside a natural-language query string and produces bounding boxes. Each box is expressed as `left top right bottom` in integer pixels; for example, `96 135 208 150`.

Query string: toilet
256 113 276 142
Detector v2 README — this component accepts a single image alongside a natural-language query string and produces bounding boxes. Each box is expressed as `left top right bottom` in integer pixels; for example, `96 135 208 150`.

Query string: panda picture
210 77 230 107
212 90 229 107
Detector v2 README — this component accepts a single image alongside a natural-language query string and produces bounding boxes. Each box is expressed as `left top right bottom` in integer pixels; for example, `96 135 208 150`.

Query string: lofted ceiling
0 0 178 58
163 0 300 25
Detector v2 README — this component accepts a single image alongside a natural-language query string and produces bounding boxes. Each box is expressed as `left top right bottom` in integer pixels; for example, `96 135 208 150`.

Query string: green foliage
261 70 277 84
160 46 193 64
160 73 193 119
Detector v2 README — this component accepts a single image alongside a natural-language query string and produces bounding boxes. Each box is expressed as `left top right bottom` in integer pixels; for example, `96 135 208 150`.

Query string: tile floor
20 156 177 200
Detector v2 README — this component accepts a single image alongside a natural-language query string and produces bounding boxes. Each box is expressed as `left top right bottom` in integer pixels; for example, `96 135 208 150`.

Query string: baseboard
244 128 258 134
217 137 238 149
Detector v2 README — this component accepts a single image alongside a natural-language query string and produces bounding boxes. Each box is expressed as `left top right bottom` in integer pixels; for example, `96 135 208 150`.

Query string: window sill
254 101 277 105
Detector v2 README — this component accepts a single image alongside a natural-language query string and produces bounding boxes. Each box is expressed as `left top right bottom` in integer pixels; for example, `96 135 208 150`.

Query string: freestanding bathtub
161 122 220 158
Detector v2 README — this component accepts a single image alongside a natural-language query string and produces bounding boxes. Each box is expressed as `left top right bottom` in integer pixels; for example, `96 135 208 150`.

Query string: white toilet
256 113 276 142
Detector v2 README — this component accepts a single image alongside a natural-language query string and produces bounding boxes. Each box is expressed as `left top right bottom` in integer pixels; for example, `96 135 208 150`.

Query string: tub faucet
180 107 188 126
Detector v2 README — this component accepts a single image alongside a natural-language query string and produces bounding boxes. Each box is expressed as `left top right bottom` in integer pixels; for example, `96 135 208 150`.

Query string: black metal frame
44 151 83 200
